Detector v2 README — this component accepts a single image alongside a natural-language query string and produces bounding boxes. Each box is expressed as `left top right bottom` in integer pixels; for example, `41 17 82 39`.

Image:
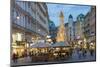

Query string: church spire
69 14 73 18
60 11 64 18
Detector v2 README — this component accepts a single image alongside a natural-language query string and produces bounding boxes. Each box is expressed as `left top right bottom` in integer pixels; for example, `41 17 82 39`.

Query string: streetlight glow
16 33 22 41
38 29 40 32
16 16 20 20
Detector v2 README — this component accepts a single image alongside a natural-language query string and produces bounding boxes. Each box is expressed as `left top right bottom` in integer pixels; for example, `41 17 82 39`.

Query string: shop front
12 45 26 58
11 32 27 58
49 45 72 61
30 43 49 62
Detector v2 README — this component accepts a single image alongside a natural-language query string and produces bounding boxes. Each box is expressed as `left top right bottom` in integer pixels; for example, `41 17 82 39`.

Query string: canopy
30 42 49 48
50 42 70 47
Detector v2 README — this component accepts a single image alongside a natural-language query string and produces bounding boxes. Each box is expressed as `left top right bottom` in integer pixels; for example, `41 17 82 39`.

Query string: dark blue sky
47 3 91 26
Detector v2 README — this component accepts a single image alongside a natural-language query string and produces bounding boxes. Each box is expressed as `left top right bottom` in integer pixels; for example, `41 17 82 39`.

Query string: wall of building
68 14 74 41
11 1 49 55
84 6 96 44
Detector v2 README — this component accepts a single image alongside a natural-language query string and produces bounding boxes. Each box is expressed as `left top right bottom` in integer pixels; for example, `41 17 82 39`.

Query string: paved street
11 49 96 66
68 50 96 62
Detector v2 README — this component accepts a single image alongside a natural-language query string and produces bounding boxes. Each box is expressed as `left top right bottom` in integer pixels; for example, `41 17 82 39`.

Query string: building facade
68 14 74 42
73 21 77 40
65 23 69 42
84 6 96 45
76 14 85 42
11 0 49 57
65 14 85 45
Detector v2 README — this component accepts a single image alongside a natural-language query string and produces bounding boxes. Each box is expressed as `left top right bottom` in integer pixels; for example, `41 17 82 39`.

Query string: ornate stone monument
56 11 67 43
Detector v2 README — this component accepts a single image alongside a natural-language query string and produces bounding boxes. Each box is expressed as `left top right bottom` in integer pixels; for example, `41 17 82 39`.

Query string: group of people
72 45 95 59
11 44 95 63
76 48 88 58
12 51 27 63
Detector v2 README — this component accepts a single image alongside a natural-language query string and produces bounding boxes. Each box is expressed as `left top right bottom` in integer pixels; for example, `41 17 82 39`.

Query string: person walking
90 48 94 56
12 52 18 63
78 48 82 59
82 48 87 58
89 45 94 56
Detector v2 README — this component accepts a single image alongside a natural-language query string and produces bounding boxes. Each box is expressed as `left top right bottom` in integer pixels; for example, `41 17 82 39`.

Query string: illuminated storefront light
12 34 17 43
41 49 45 53
62 47 67 50
46 35 51 38
16 33 22 41
78 40 82 45
61 53 66 55
74 45 78 49
90 42 93 45
21 49 24 52
55 48 60 51
53 53 58 56
84 38 86 43
83 38 87 49
47 39 52 42
25 43 29 48
13 49 17 54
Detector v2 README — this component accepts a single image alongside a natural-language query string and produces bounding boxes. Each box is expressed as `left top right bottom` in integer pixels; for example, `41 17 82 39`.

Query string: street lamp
38 29 40 32
12 16 20 23
16 16 20 20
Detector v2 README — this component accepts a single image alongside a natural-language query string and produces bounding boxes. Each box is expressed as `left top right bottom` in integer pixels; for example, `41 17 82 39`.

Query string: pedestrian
78 48 82 59
12 53 15 63
82 48 86 58
12 52 18 63
90 48 94 56
89 45 94 56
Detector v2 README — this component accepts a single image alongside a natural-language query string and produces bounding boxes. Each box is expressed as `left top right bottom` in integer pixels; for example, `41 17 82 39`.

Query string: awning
30 42 49 48
50 42 70 47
